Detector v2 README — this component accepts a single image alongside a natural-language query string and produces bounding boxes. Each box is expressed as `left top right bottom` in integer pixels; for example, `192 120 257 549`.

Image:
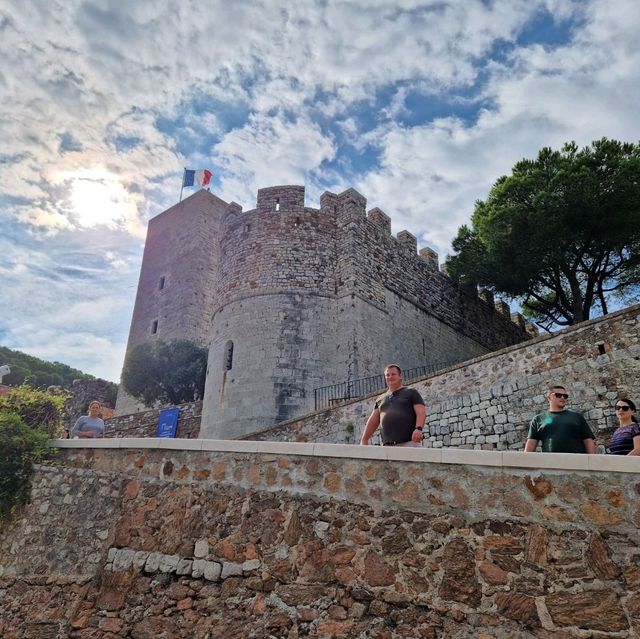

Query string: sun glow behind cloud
54 169 138 230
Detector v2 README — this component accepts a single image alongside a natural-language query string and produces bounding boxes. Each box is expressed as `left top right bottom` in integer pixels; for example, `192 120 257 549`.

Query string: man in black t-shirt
360 364 426 446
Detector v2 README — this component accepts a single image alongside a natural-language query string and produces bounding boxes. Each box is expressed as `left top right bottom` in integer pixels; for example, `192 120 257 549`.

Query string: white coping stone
256 441 315 456
441 448 503 467
384 447 443 463
158 438 203 451
312 443 371 459
113 438 159 449
47 439 640 475
502 451 589 471
200 439 259 453
49 439 117 448
588 454 640 474
344 444 387 460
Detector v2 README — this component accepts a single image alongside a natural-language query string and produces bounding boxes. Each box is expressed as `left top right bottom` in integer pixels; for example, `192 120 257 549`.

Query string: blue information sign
156 407 180 438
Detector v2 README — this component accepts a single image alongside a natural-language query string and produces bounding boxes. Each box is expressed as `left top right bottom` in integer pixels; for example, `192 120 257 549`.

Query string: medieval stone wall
244 304 640 449
204 295 341 439
104 401 202 439
334 188 528 352
2 442 640 637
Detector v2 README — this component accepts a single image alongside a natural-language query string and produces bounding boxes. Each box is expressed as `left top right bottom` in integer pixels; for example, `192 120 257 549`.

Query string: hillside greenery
0 345 117 401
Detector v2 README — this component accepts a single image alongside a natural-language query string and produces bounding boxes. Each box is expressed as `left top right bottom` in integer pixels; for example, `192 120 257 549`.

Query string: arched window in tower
223 340 234 371
275 197 280 211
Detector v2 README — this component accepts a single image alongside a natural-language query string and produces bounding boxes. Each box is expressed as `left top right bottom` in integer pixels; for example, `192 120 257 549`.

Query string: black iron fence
313 360 461 411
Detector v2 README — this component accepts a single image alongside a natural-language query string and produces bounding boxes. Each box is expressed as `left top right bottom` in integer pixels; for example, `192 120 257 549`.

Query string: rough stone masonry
2 442 640 638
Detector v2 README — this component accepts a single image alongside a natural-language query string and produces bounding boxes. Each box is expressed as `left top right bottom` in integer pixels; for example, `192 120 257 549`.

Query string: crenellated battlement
256 185 306 213
214 185 530 338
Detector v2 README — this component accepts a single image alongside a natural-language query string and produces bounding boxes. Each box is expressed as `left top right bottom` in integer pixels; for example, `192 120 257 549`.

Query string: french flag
183 168 212 188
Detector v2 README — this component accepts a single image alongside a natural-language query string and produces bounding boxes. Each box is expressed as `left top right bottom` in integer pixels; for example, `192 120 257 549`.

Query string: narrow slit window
223 340 234 371
158 276 165 290
151 320 158 334
275 197 280 211
597 343 606 355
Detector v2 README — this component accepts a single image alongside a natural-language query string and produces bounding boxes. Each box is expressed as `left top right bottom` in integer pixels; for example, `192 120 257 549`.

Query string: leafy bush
0 411 49 523
0 384 69 438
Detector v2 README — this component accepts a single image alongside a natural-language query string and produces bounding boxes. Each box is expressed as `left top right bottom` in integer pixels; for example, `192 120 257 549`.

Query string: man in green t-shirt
525 385 595 454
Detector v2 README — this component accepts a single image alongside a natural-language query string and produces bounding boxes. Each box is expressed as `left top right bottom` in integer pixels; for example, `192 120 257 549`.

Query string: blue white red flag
183 168 212 187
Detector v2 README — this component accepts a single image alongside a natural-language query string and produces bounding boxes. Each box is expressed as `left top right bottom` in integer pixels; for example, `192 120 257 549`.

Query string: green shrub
0 384 69 438
0 410 49 522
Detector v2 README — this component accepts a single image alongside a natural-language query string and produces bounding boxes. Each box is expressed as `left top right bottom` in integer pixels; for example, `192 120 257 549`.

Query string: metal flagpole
179 167 186 202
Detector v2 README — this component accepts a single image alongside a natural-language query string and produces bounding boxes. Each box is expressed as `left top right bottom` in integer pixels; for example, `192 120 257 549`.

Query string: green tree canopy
446 138 640 329
121 340 208 408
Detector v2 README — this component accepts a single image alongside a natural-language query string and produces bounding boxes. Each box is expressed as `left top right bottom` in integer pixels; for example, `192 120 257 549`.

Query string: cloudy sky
1 0 639 382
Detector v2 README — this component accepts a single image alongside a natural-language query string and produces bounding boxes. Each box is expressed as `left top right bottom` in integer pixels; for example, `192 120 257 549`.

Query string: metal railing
313 360 461 411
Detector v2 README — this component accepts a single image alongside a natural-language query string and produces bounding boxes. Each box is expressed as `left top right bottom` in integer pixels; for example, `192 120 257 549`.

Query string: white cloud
0 0 559 233
214 112 336 205
356 0 640 261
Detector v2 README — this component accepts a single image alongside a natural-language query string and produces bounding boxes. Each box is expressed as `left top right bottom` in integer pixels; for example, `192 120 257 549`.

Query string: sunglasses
553 393 569 399
615 405 631 412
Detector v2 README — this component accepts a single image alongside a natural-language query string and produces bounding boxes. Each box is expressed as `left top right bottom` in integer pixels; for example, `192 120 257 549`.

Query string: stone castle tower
116 185 531 437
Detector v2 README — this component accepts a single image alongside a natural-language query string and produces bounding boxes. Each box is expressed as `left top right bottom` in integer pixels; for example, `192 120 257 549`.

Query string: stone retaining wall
104 401 202 438
1 441 640 637
244 304 640 449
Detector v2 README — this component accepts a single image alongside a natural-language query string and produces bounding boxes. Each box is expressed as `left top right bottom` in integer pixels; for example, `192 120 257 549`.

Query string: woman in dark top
608 399 640 455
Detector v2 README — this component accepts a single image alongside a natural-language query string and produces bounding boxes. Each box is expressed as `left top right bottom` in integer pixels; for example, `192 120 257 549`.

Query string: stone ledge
49 439 640 474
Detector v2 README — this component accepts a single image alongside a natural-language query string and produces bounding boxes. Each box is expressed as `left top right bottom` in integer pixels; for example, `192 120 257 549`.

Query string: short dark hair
385 364 402 376
548 385 566 393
